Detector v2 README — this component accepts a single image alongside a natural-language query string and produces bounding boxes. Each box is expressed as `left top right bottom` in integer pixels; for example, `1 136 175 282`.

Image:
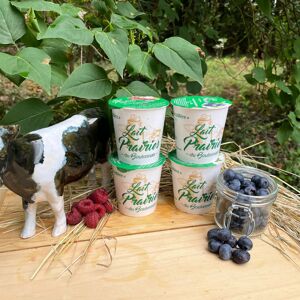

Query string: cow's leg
48 194 67 237
21 201 37 239
100 161 111 186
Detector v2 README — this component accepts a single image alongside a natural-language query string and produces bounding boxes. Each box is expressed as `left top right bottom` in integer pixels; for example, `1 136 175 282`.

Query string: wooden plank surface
1 226 300 300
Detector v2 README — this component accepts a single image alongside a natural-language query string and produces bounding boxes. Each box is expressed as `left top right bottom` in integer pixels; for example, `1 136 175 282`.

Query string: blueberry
234 173 244 183
242 180 255 189
219 244 232 260
208 239 222 253
237 236 253 250
251 175 261 185
223 169 236 182
244 185 256 195
257 177 269 189
226 235 237 248
207 228 220 240
217 228 231 242
256 188 269 196
228 179 241 191
232 249 250 264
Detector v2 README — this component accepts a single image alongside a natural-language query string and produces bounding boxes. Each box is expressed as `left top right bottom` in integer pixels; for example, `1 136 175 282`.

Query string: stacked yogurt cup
108 96 169 217
169 96 232 214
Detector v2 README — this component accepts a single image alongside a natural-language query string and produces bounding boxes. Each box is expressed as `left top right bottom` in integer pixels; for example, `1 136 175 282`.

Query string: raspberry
104 201 114 213
77 199 95 216
84 211 100 228
66 208 82 225
94 203 106 218
89 188 109 204
71 201 80 210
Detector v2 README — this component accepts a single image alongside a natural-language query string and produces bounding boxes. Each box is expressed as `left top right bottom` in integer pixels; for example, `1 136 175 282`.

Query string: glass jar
215 166 278 236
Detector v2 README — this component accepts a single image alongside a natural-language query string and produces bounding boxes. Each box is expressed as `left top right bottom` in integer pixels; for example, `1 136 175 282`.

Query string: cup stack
169 96 232 214
108 96 168 217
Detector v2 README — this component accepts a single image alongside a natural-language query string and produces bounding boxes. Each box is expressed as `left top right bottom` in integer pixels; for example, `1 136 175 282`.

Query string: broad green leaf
244 73 257 85
0 48 51 94
116 1 145 19
60 3 83 17
126 44 158 79
11 0 62 13
116 81 160 97
291 128 300 144
0 98 53 134
58 63 112 99
275 80 292 95
187 81 202 94
288 112 300 130
293 62 300 83
0 0 26 44
25 9 47 37
0 70 24 86
153 37 203 85
111 13 152 39
51 65 67 88
173 73 187 83
296 95 300 118
256 0 272 18
276 120 293 144
37 15 93 45
267 88 282 107
252 67 266 83
95 28 129 77
293 38 300 58
40 39 70 65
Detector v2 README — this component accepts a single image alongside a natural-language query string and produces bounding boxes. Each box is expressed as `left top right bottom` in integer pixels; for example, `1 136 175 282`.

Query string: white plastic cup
109 96 169 165
169 150 224 214
171 96 231 164
109 153 166 217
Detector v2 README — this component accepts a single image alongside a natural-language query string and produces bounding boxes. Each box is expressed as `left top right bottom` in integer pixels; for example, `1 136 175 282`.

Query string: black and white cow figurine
0 108 111 238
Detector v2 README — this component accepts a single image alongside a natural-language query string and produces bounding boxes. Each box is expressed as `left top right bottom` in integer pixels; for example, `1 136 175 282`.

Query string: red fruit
77 199 95 216
71 201 80 210
84 211 100 228
66 208 82 225
94 203 106 218
88 188 109 204
104 201 114 213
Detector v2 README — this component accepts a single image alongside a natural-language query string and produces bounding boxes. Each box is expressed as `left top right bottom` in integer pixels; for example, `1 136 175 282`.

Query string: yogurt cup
109 96 169 165
109 153 166 217
171 96 231 164
169 150 224 214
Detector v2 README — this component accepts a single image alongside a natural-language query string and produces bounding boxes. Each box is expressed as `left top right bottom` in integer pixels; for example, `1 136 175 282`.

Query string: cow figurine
0 108 111 238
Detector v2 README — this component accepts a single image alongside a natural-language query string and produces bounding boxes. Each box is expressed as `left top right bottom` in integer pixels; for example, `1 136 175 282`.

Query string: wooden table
0 190 299 300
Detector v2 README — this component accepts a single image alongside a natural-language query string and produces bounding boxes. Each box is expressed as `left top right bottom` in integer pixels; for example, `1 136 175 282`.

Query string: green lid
168 150 224 168
109 153 166 170
171 96 231 109
109 96 169 109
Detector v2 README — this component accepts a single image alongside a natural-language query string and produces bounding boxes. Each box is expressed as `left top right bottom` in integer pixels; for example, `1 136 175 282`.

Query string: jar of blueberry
215 167 278 236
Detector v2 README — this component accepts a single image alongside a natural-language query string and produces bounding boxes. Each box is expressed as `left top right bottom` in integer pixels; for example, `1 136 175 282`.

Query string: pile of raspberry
66 188 114 228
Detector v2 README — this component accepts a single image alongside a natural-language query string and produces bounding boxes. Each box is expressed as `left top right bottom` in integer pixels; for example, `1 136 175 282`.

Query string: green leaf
173 73 187 83
296 95 300 118
0 98 53 134
37 15 93 46
275 80 292 95
126 44 158 79
288 112 300 130
40 38 70 65
116 1 145 19
116 81 160 97
111 13 152 39
267 88 282 107
293 62 300 83
276 120 293 144
95 28 128 77
293 38 300 58
25 8 47 37
244 73 257 85
256 0 272 18
0 0 26 44
186 81 202 94
60 3 83 17
58 63 112 99
11 0 62 13
51 65 67 88
153 37 203 85
0 48 51 94
252 67 266 83
291 128 300 144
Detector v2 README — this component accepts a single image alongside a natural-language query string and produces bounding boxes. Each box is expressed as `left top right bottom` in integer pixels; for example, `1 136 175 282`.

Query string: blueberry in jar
256 188 269 196
207 228 220 240
237 236 253 250
244 185 256 195
257 177 269 189
208 239 222 253
219 244 232 260
251 175 261 185
242 180 255 189
223 169 236 182
228 179 241 191
232 249 250 264
217 228 231 242
234 173 244 183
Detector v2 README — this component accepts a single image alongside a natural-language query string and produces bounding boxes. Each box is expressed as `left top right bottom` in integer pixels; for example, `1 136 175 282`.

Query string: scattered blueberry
256 188 269 196
257 177 269 189
232 249 250 264
217 228 231 242
207 228 220 240
251 175 261 185
219 244 232 260
234 173 244 183
208 239 222 253
223 169 236 182
226 235 237 248
237 236 253 250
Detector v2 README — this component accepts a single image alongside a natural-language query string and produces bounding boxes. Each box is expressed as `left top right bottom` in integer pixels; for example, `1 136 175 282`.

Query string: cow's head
0 125 20 159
